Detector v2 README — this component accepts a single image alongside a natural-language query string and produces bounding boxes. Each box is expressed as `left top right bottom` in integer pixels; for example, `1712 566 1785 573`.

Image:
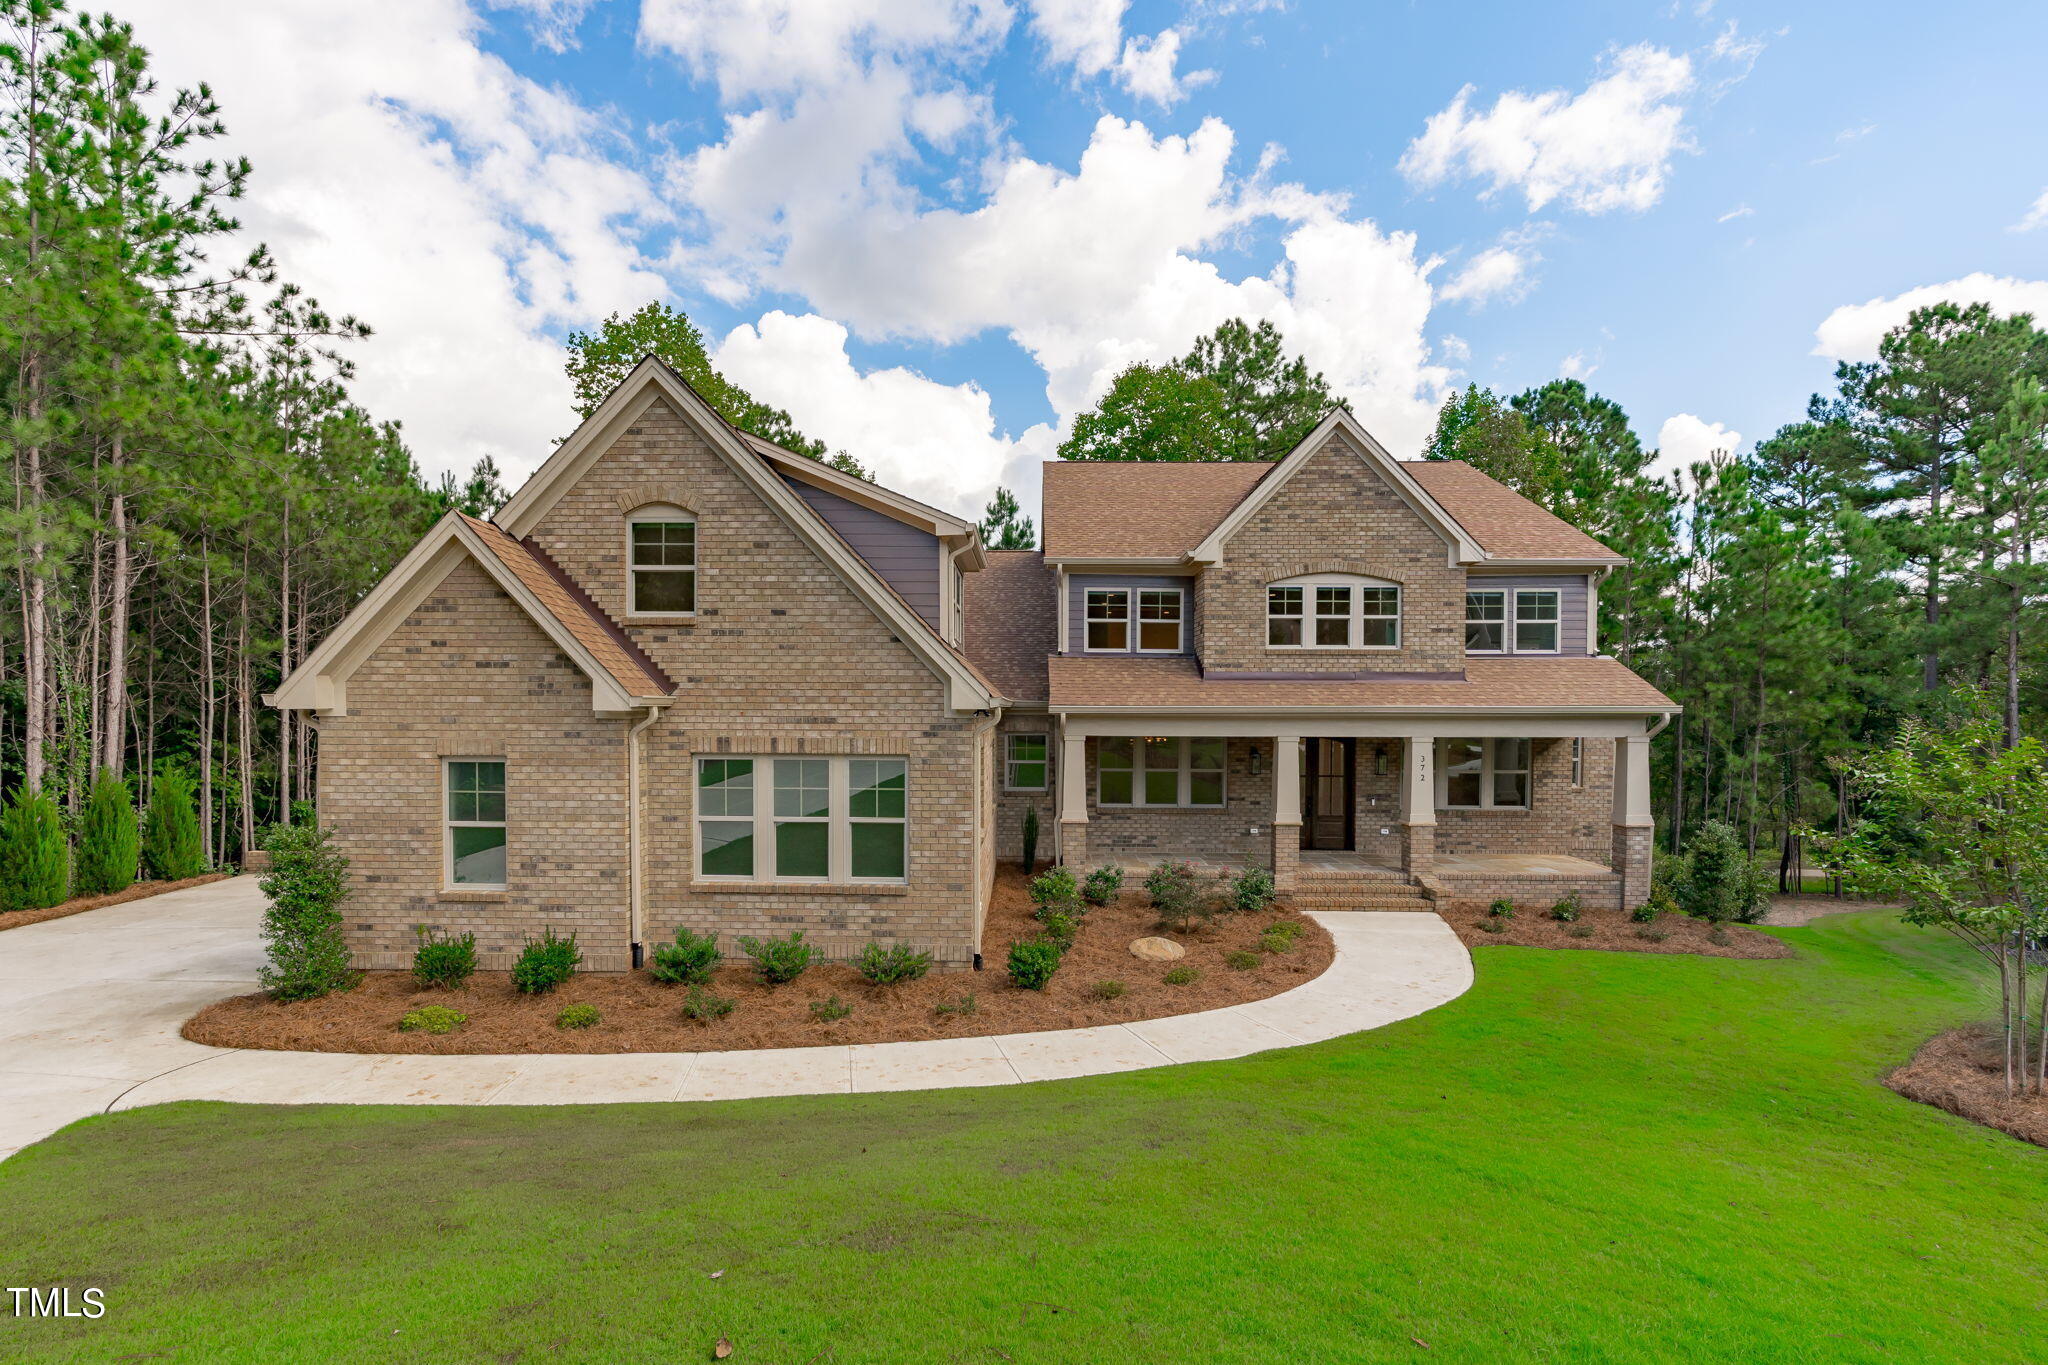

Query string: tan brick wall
992 711 1055 871
1435 737 1613 864
1069 737 1276 868
314 557 634 971
1435 873 1622 914
1198 432 1466 674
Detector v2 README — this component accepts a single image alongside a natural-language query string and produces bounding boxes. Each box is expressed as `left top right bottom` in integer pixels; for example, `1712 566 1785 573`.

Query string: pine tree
979 486 1035 549
142 764 204 880
0 786 69 911
74 767 140 895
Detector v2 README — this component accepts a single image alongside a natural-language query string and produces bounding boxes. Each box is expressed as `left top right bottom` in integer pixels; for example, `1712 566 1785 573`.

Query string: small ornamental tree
1674 821 1772 925
75 770 141 897
0 787 69 911
257 823 356 1001
143 767 206 881
1819 710 2048 1098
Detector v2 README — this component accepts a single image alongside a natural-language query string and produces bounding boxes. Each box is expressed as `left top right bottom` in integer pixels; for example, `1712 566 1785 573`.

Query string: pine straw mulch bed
183 868 1335 1055
1886 1024 2048 1148
1440 901 1794 960
0 872 234 932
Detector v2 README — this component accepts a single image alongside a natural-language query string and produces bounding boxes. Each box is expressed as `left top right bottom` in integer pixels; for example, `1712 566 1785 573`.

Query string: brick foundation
1612 824 1653 909
1270 824 1301 889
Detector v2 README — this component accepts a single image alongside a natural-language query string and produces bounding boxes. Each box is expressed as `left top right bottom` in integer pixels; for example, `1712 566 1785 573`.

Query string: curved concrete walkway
0 876 1472 1159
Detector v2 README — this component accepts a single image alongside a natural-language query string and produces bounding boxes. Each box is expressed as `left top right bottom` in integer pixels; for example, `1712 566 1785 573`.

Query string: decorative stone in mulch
1128 936 1186 961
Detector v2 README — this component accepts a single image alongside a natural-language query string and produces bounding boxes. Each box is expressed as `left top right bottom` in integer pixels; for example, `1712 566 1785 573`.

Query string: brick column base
1401 821 1435 875
1612 824 1653 910
1270 823 1301 890
1059 821 1089 870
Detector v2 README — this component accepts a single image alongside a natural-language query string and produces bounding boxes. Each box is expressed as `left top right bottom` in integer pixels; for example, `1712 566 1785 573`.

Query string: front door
1300 738 1355 850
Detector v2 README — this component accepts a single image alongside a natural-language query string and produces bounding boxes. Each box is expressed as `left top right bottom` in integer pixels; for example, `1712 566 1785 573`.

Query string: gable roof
963 550 1059 703
268 512 674 717
1041 462 1271 559
736 431 979 546
1405 461 1624 564
489 356 1000 712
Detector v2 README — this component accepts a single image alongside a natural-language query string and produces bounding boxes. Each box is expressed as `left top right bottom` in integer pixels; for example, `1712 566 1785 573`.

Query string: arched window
1266 574 1400 649
626 504 696 615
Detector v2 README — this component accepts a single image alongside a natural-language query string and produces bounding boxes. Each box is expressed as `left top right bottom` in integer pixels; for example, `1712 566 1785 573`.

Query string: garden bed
0 872 234 932
1886 1025 2048 1148
182 866 1334 1054
1440 900 1793 959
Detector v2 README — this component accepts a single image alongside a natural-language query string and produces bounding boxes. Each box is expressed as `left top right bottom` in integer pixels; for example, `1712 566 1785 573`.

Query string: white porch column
1611 734 1654 909
1270 736 1301 889
1399 735 1436 875
1058 729 1089 867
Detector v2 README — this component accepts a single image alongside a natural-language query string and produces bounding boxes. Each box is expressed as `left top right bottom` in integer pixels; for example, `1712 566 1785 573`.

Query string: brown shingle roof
461 515 674 699
1041 462 1271 558
1047 654 1674 711
1403 460 1624 561
964 550 1058 703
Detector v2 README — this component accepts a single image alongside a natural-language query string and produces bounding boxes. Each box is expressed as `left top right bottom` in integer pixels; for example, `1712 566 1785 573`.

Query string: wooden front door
1300 738 1355 851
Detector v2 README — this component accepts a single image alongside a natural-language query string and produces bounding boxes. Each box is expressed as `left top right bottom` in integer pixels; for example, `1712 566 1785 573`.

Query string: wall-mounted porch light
1249 744 1264 776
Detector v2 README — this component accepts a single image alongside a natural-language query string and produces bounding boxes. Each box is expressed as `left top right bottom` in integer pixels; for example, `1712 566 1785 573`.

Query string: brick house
272 357 1675 972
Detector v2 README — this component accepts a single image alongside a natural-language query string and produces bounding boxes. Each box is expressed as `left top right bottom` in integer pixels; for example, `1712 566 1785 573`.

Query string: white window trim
1513 588 1561 655
1134 588 1185 654
693 755 908 884
1435 738 1532 811
1465 588 1507 655
444 757 507 890
1083 588 1131 653
1571 737 1584 787
1096 736 1227 809
1265 573 1401 651
626 504 697 619
1004 733 1049 791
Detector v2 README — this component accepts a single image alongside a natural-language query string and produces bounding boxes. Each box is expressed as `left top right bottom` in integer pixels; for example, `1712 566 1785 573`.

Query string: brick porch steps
1287 873 1434 913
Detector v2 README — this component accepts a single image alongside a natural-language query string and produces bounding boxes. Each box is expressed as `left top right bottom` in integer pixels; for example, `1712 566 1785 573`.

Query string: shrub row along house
271 358 1676 972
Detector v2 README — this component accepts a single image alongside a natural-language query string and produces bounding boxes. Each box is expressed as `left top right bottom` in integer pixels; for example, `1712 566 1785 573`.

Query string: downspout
627 702 667 969
1645 710 1674 740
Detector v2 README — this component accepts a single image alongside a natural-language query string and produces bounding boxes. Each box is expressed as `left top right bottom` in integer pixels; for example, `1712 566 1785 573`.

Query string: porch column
1611 734 1653 909
1058 730 1089 869
1270 736 1301 890
1399 735 1436 875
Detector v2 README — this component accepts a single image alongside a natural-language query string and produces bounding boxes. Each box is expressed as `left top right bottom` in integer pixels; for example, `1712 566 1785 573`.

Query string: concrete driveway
0 877 1473 1160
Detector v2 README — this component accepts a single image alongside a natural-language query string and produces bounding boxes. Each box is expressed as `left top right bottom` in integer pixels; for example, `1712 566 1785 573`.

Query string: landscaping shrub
1021 806 1039 874
1089 978 1126 1001
933 992 978 1018
1635 926 1670 943
1566 925 1595 939
74 770 140 898
1029 867 1083 922
1548 893 1582 922
1145 860 1206 931
555 1002 601 1030
1675 821 1773 924
1007 937 1062 990
737 930 814 984
398 1005 466 1035
1038 908 1081 951
510 929 581 994
1260 926 1296 954
1487 898 1516 919
142 767 205 881
1081 865 1125 906
1225 949 1261 971
680 984 737 1021
256 822 355 1001
1631 893 1674 924
1264 919 1303 944
1480 919 1507 934
1709 926 1733 946
852 942 933 985
1224 865 1277 915
1162 965 1200 986
649 927 721 985
411 925 477 989
0 787 69 912
810 995 852 1022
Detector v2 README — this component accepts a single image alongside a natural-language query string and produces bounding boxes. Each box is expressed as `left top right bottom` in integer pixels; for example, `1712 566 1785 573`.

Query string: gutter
1645 710 1675 740
627 701 669 968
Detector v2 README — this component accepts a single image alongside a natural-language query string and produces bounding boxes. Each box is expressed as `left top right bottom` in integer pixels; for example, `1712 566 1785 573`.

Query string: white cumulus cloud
2013 188 2048 233
1437 242 1539 307
1655 413 1742 480
1812 274 2048 360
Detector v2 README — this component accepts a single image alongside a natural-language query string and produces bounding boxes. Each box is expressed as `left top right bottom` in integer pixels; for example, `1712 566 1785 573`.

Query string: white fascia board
1469 557 1628 571
1043 556 1199 574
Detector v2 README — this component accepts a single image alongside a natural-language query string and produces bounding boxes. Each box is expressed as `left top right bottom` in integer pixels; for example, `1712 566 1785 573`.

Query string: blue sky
127 1 2048 516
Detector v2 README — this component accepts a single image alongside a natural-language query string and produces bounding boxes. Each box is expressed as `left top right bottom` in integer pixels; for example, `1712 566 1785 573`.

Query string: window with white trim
695 755 907 882
1466 590 1506 652
445 759 507 887
1136 589 1184 652
1437 739 1531 810
1084 589 1129 651
627 505 696 615
1571 737 1584 787
1096 736 1225 808
1514 589 1560 653
1267 574 1400 649
1004 733 1048 790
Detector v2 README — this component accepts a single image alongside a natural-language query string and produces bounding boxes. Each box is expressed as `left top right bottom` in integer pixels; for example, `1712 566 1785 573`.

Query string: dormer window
1267 575 1400 650
627 505 695 615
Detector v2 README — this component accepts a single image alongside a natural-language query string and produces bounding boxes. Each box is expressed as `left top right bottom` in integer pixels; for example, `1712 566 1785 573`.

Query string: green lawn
3 912 2039 1364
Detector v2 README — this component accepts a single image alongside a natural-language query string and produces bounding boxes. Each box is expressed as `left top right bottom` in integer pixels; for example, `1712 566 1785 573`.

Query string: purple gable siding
1464 574 1591 656
1067 574 1196 654
781 475 942 628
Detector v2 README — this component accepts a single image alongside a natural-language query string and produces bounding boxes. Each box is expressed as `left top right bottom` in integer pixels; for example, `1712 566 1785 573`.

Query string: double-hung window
1514 589 1560 653
696 755 908 882
1004 733 1048 790
445 759 507 887
628 506 696 615
1570 737 1584 787
1268 575 1401 649
1437 739 1531 810
1096 736 1225 808
1136 589 1184 652
1466 590 1506 652
1084 589 1129 651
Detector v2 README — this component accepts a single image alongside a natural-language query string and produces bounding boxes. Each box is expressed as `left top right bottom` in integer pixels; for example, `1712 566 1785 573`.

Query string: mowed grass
2 913 2041 1364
